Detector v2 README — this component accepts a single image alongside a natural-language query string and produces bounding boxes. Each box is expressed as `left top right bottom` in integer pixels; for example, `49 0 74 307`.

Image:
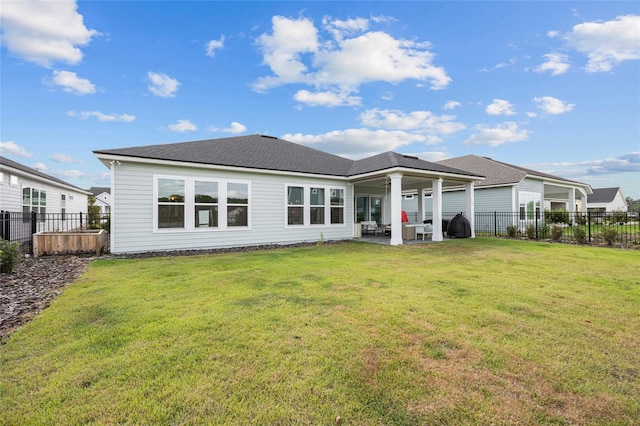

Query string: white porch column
465 181 476 238
568 188 576 224
432 178 443 242
581 194 587 214
389 173 403 246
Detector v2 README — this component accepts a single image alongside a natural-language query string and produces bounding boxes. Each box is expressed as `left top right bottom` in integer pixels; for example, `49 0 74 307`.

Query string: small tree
0 240 21 273
550 225 564 241
88 195 101 228
601 228 618 246
574 227 587 244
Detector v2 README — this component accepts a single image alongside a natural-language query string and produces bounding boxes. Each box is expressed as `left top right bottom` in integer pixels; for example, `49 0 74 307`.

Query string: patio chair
360 221 378 235
415 224 433 240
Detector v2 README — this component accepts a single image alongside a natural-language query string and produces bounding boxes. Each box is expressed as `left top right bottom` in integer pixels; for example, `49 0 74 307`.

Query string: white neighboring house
88 186 111 216
587 187 628 213
94 134 484 254
1 156 90 235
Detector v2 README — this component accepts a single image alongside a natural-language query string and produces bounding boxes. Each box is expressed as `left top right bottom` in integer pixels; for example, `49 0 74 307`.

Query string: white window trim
153 175 251 233
284 183 346 228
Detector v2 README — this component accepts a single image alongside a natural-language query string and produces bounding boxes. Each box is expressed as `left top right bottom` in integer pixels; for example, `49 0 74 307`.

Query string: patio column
389 173 403 246
568 188 576 225
432 178 443 242
465 181 476 238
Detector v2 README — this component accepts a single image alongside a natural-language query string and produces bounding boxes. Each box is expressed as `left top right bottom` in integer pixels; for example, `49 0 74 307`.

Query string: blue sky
1 1 639 198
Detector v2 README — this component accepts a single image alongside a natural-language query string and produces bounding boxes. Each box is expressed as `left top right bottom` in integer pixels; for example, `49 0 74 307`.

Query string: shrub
506 225 517 238
610 210 628 224
525 224 536 239
539 224 550 239
545 209 569 224
601 228 618 246
0 240 21 273
550 225 564 241
574 227 587 244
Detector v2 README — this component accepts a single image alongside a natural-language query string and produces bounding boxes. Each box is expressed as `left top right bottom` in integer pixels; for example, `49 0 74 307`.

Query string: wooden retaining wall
33 229 106 258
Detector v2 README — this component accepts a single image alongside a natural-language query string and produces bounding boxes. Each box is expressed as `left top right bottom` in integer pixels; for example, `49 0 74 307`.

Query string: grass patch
2 238 639 424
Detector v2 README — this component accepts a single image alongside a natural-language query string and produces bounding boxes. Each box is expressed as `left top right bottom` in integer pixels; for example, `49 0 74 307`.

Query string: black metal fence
0 211 110 254
422 211 640 245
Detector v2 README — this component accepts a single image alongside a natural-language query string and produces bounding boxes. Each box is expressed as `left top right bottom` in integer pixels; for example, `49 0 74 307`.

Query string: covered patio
349 153 484 245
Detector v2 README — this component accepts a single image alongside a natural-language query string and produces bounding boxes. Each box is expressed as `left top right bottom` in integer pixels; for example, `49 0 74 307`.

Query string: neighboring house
402 155 592 230
587 187 628 212
88 186 111 215
94 134 484 254
0 156 90 236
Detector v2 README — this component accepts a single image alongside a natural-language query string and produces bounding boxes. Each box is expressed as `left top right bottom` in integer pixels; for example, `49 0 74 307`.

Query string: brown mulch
0 255 93 344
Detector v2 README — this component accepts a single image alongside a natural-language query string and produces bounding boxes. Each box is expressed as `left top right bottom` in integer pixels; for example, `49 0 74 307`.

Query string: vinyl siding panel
111 162 353 254
424 186 514 214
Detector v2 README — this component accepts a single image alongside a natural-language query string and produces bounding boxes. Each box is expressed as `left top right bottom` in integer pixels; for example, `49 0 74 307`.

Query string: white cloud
67 110 135 122
148 72 180 98
413 151 451 162
443 100 461 110
534 53 571 76
58 169 85 178
464 122 531 147
533 96 574 115
168 119 197 132
51 153 74 163
322 16 369 40
294 89 361 107
0 0 99 67
206 35 225 57
584 152 640 175
565 14 640 72
283 128 427 157
253 15 451 98
32 162 48 171
486 99 516 116
50 70 96 95
359 108 465 139
0 141 32 158
222 122 247 134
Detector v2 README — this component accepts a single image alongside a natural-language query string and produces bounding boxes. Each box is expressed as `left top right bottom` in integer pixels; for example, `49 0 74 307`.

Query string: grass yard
1 238 639 425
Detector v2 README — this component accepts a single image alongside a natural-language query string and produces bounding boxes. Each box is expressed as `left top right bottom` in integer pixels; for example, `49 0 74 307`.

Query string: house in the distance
88 186 111 216
1 156 90 240
587 187 628 213
94 134 484 254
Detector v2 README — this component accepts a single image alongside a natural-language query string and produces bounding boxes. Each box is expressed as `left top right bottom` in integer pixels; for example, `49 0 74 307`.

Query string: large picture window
227 182 248 227
195 180 218 228
157 178 185 228
155 176 250 231
22 187 46 222
286 185 345 227
287 186 304 225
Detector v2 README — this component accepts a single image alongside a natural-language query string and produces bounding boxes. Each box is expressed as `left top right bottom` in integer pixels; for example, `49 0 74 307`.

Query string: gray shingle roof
437 155 587 187
94 134 482 179
88 186 110 196
0 156 88 192
588 187 620 203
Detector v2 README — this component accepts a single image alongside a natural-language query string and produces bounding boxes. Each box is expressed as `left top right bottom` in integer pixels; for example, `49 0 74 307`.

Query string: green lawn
1 239 639 425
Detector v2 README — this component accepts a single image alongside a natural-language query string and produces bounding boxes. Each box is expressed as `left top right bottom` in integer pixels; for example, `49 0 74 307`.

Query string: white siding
0 173 88 215
111 162 353 254
424 186 514 214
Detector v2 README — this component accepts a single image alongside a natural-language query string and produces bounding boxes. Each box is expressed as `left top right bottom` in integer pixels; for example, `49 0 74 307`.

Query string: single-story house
93 134 484 254
587 187 628 213
402 155 592 229
1 156 90 237
88 186 111 216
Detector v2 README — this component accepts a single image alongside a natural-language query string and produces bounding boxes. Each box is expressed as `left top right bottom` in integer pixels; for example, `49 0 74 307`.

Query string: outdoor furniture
415 224 433 240
361 221 385 235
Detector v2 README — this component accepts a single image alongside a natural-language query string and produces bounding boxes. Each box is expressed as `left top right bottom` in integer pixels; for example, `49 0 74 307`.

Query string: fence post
535 209 540 239
80 211 84 229
588 211 592 243
2 211 10 240
494 211 497 236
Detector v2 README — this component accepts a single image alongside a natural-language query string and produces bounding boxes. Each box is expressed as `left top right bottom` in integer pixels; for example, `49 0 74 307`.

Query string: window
287 186 304 225
310 187 325 225
154 176 250 231
227 182 248 227
330 189 344 224
286 185 345 227
518 191 541 221
157 178 185 228
195 181 218 228
22 187 46 221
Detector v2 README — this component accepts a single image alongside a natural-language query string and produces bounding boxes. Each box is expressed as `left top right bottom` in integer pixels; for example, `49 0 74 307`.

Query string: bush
550 225 564 241
601 228 618 246
574 227 587 244
506 225 517 238
610 210 628 224
525 224 536 239
545 209 569 224
0 240 21 273
539 224 550 239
